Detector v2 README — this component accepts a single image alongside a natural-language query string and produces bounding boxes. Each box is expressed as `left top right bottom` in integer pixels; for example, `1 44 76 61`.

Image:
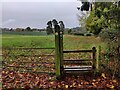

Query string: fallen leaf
57 85 61 88
65 85 68 88
110 85 114 89
70 85 72 88
92 79 96 82
112 80 117 83
72 82 76 86
101 73 106 79
50 82 54 85
35 81 40 86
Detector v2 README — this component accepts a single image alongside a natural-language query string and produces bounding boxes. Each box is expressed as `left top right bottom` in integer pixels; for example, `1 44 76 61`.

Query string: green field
2 33 107 73
2 34 106 50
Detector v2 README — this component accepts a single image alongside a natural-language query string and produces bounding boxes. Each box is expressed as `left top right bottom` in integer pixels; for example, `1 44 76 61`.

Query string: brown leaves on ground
2 71 120 89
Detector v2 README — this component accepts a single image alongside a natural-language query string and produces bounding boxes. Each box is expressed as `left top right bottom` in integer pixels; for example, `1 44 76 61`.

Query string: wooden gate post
55 25 62 79
60 29 64 76
97 46 101 72
92 47 96 71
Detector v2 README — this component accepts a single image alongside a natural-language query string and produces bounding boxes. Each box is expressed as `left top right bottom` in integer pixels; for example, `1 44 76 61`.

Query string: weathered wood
64 68 92 71
64 66 92 69
64 59 93 65
64 66 92 71
64 66 93 73
64 59 93 62
62 47 97 74
97 46 101 72
92 47 96 70
60 31 64 76
63 50 93 53
3 54 55 57
3 61 55 64
3 70 55 75
6 65 31 68
55 25 61 78
3 47 55 50
5 65 54 69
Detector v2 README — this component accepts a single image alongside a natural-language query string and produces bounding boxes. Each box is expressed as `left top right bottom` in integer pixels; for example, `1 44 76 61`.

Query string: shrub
99 29 120 77
85 33 93 36
73 33 84 36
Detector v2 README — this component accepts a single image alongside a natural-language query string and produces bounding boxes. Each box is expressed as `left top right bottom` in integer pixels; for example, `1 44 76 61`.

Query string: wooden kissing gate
54 25 97 79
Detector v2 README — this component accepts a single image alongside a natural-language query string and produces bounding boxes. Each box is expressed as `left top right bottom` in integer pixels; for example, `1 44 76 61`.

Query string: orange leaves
2 71 120 89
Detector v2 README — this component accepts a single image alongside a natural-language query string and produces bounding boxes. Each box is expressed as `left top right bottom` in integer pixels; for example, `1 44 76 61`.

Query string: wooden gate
2 25 97 79
2 47 55 75
54 25 97 78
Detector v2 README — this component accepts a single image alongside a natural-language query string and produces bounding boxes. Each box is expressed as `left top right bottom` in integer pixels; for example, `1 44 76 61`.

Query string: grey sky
2 1 81 29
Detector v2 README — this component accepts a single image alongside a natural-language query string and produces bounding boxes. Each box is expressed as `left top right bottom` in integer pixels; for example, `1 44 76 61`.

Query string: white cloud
3 19 16 25
1 0 120 2
1 0 77 2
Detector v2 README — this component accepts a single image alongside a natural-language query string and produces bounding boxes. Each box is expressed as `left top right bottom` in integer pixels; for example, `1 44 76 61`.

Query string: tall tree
26 27 31 31
52 19 58 27
84 2 120 35
46 20 53 35
59 21 65 32
77 12 89 32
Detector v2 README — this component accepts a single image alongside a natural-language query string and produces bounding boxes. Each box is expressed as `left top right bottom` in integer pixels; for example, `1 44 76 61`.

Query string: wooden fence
2 25 98 79
2 47 55 75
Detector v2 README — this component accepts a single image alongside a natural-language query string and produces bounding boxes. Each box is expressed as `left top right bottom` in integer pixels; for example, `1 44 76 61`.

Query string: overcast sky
2 1 82 29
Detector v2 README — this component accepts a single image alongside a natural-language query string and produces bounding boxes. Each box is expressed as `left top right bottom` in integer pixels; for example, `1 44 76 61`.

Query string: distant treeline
2 27 94 36
2 31 47 36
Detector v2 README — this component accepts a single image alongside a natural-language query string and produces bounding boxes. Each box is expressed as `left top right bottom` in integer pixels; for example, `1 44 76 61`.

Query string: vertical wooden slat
97 46 101 72
92 47 96 71
60 31 64 75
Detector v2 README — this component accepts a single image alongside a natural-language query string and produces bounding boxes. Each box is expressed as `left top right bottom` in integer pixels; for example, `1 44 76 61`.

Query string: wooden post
55 25 61 78
97 46 101 72
60 30 64 75
92 47 96 71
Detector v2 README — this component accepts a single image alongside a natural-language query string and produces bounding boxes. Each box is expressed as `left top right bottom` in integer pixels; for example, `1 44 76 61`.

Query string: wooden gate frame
54 25 63 78
55 25 97 78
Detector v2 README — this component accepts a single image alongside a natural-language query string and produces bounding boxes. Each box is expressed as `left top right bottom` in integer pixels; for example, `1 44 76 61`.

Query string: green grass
2 34 107 50
2 34 55 48
63 35 103 50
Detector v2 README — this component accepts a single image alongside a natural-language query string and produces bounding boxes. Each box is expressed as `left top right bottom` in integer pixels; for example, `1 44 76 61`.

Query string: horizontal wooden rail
3 61 55 64
63 50 93 53
64 66 92 68
3 47 55 50
64 59 93 62
5 65 55 69
64 59 93 66
64 66 92 71
3 54 55 57
6 65 32 68
2 70 55 75
64 62 92 65
64 69 92 71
